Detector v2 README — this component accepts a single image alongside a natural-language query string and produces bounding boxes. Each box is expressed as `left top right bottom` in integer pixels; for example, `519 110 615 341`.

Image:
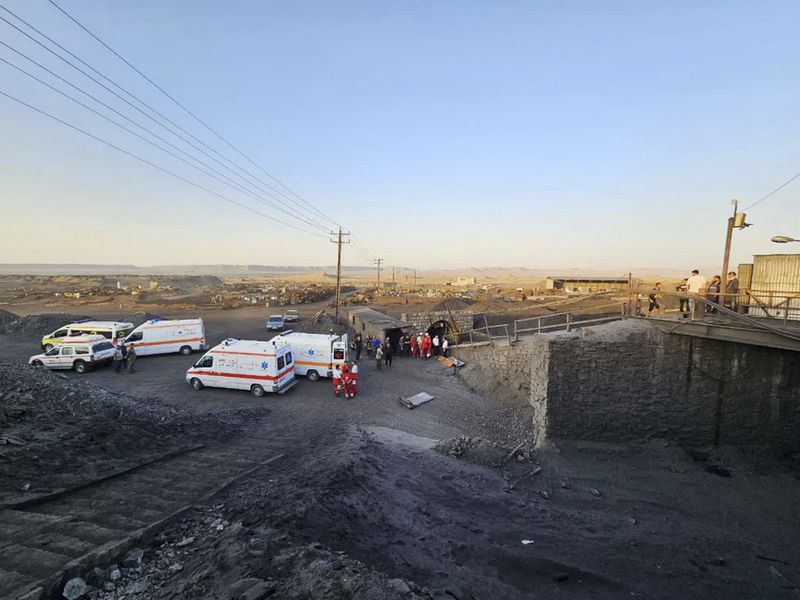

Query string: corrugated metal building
748 254 800 321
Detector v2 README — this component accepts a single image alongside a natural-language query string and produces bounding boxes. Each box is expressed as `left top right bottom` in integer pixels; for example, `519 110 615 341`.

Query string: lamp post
771 236 800 243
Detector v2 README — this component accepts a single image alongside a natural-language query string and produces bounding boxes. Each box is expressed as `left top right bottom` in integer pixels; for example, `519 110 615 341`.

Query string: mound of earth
0 360 267 504
434 435 519 467
0 311 93 338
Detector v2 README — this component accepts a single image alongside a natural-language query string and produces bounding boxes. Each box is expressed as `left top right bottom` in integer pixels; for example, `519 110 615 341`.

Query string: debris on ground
399 392 435 409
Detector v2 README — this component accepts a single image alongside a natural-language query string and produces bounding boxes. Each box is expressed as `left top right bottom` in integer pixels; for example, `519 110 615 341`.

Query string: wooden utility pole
392 266 396 285
374 258 383 288
330 228 350 321
721 199 751 302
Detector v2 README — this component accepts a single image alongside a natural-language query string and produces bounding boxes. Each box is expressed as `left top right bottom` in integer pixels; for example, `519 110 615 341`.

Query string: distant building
545 276 635 293
451 276 477 286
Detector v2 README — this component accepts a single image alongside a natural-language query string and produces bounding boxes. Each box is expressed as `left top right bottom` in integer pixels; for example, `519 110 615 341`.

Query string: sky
1 0 799 272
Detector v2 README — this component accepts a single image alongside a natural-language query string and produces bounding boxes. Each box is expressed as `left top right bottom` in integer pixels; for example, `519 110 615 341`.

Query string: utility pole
374 258 384 288
392 266 396 285
330 228 350 322
413 269 418 288
721 199 750 300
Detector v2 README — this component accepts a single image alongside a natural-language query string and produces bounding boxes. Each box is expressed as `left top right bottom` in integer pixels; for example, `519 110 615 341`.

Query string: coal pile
0 360 265 504
434 435 520 467
0 311 92 337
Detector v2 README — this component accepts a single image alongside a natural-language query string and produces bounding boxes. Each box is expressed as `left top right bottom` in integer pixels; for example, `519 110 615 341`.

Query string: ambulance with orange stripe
271 331 348 381
124 318 207 356
185 338 297 397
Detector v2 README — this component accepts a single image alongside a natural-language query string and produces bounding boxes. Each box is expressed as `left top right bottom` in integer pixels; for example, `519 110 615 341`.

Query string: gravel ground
1 306 799 599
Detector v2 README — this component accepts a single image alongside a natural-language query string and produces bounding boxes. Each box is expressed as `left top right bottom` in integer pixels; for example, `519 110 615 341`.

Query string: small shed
346 307 412 351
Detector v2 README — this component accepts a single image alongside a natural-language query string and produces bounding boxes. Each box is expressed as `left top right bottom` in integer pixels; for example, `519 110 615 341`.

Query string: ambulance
271 331 348 381
41 321 134 351
185 338 297 396
124 318 207 356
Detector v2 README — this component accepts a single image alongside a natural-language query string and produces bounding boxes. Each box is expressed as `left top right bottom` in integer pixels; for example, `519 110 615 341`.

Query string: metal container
749 254 800 321
737 263 753 290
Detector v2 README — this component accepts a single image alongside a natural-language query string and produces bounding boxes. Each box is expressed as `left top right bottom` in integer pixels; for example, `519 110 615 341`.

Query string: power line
46 0 344 231
0 88 329 239
4 1 376 259
0 4 329 227
743 169 800 211
0 45 331 235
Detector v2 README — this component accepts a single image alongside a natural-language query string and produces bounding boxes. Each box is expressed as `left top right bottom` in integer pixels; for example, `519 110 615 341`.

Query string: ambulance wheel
73 360 87 374
44 344 53 352
180 345 193 356
190 378 204 391
307 370 320 382
31 360 43 368
251 384 266 397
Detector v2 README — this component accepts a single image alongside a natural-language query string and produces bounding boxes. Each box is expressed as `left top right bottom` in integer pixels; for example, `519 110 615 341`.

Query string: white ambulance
185 338 297 396
41 321 134 351
272 331 348 381
124 318 207 356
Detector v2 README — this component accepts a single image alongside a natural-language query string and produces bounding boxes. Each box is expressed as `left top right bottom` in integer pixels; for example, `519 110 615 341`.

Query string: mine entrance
427 319 449 341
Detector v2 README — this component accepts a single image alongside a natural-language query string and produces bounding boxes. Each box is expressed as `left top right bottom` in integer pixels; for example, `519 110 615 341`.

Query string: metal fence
450 303 624 347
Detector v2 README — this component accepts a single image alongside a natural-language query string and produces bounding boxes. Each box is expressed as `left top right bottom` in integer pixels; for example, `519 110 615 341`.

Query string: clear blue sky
1 0 799 271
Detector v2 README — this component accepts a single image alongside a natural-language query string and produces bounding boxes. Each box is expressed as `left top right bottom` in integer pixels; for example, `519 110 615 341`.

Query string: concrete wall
455 320 800 450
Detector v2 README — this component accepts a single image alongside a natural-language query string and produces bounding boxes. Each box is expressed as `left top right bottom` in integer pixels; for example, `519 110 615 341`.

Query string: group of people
112 342 137 374
355 332 449 364
331 361 359 398
646 269 740 317
676 269 740 316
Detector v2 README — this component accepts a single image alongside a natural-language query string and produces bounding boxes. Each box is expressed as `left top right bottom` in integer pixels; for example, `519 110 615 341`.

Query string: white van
186 338 297 397
124 318 206 356
42 321 134 351
272 331 348 381
29 338 117 373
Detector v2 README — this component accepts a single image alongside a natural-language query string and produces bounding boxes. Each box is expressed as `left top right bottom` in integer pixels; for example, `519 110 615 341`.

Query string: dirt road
1 305 798 599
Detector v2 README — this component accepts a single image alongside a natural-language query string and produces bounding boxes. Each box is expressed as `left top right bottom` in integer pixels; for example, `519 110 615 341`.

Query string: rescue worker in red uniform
332 364 343 398
341 363 351 399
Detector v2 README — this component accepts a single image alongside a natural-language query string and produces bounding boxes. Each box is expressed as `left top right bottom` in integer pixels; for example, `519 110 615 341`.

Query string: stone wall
401 311 475 333
453 339 547 407
537 321 800 449
454 320 800 450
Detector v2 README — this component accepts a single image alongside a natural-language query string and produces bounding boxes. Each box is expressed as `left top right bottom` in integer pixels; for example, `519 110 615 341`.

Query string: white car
266 315 285 331
284 309 300 323
29 338 117 374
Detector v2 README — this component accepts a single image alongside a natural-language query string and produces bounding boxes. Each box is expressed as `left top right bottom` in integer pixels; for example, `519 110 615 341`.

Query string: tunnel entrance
427 319 449 341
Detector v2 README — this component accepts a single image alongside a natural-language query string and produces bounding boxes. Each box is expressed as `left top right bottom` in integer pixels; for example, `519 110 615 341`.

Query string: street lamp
771 236 799 243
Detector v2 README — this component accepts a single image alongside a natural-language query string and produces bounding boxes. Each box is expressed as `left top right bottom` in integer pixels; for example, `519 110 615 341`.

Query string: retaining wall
454 320 800 450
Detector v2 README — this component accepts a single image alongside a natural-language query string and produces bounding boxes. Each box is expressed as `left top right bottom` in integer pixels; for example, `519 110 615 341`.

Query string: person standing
375 345 383 370
113 345 123 373
410 334 418 358
442 337 449 358
126 344 137 374
383 338 393 367
366 335 373 357
332 364 343 397
116 344 128 373
706 275 721 313
349 362 359 398
725 271 739 310
686 269 707 318
676 278 689 315
354 334 363 362
371 336 380 355
432 334 440 357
